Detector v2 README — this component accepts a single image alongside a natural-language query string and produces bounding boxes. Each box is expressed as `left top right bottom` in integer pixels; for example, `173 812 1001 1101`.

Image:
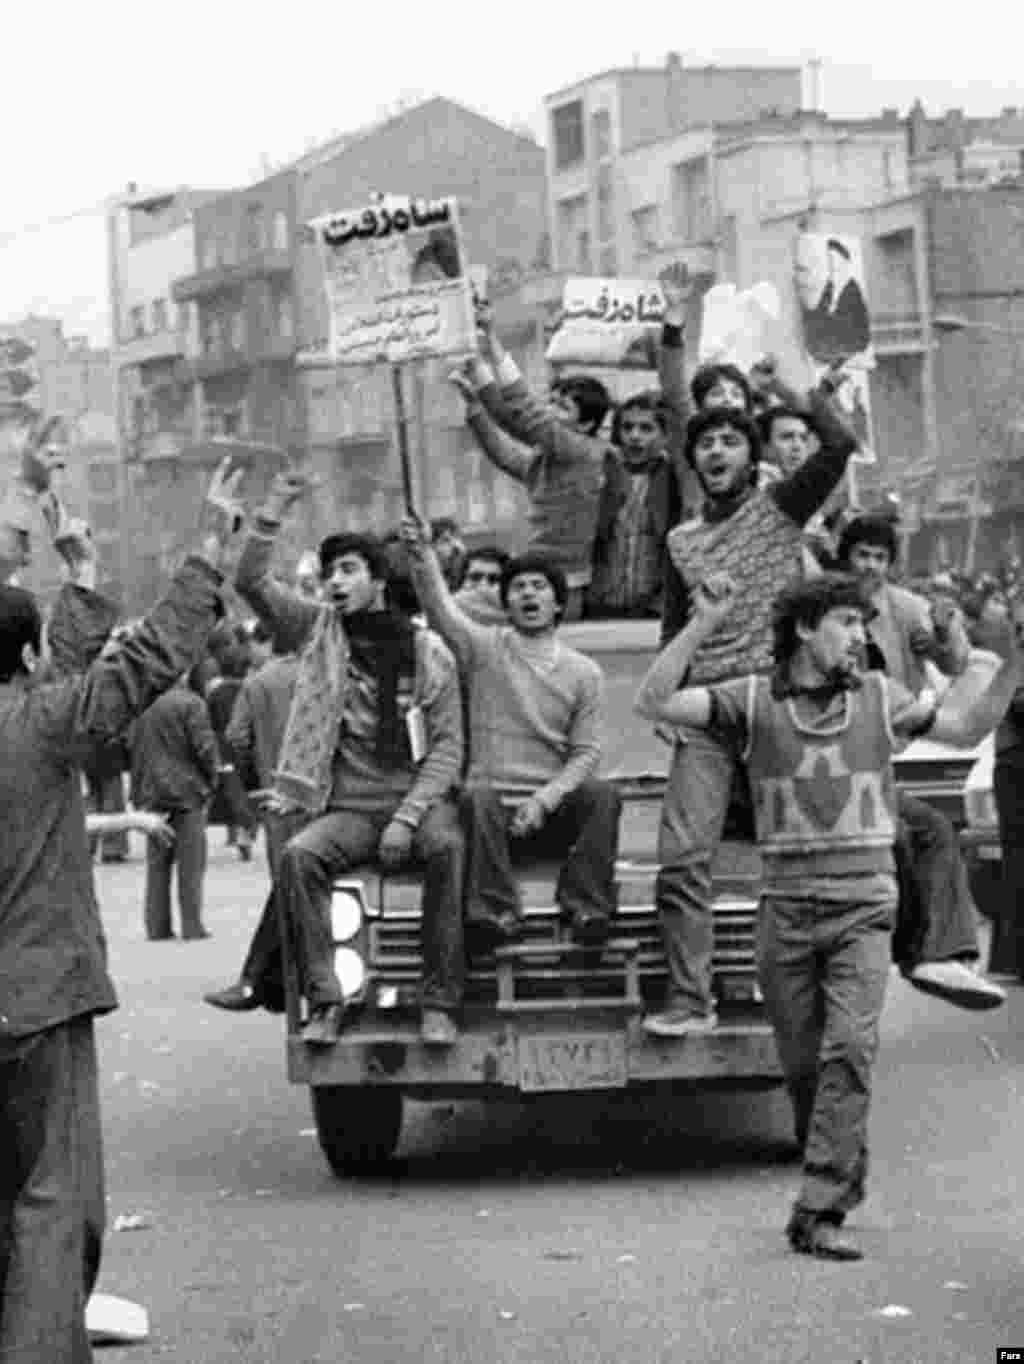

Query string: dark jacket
130 685 219 813
0 558 223 1038
225 654 300 790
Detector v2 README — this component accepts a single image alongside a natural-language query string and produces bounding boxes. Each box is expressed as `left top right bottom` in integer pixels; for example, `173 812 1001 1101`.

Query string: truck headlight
330 887 363 942
333 947 367 1000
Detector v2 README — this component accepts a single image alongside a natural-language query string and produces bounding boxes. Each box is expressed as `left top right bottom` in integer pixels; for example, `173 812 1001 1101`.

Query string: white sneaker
642 1008 718 1038
908 961 1006 1011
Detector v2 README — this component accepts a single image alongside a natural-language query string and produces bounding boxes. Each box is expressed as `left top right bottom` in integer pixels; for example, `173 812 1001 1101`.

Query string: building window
591 108 612 160
200 312 217 355
202 239 217 271
246 203 265 253
552 100 585 170
204 403 246 438
129 305 146 339
556 194 589 271
631 205 660 256
672 157 712 242
577 230 592 273
596 183 614 243
277 292 294 339
151 298 169 332
272 210 289 251
229 308 245 352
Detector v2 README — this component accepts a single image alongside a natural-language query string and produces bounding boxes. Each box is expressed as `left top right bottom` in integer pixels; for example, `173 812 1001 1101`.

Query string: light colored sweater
411 548 604 810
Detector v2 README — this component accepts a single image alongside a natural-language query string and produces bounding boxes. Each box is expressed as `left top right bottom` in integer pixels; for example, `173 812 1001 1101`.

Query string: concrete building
908 101 1024 189
293 97 548 548
544 54 803 276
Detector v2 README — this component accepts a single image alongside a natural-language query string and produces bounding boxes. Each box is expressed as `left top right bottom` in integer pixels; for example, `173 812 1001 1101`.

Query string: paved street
91 835 1023 1364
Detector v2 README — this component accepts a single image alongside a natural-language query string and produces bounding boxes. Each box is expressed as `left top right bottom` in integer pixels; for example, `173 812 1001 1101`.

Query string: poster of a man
794 232 873 367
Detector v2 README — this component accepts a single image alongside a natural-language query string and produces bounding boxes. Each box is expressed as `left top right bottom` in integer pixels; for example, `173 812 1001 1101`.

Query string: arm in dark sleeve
225 680 257 789
657 323 690 465
771 388 858 527
235 517 321 654
36 556 224 765
187 696 221 789
46 583 120 677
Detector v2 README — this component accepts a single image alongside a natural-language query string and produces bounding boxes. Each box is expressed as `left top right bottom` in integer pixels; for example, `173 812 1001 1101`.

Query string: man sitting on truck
402 517 620 952
232 473 466 1049
635 571 1023 1260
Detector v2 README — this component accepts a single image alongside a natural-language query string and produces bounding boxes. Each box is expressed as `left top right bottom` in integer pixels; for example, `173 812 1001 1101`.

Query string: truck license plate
518 1034 627 1093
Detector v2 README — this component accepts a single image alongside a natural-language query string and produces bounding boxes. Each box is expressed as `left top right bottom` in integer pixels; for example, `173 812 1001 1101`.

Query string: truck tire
310 1085 403 1176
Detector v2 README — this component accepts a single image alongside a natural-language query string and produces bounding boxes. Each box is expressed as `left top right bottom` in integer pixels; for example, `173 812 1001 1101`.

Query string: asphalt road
90 837 1024 1364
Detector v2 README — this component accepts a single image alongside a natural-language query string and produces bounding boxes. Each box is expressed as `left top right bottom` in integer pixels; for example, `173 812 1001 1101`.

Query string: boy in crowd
636 571 1022 1260
0 461 239 1360
451 265 693 618
402 517 619 950
453 544 509 625
836 514 1004 1008
231 473 465 1048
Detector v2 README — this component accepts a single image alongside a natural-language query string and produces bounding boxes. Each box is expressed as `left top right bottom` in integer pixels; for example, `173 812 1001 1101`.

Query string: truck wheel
310 1086 403 1176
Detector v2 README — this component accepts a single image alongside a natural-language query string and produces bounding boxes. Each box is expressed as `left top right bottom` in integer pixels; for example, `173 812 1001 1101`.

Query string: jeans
655 726 747 1015
992 755 1024 976
757 890 894 1221
460 781 621 928
0 1015 104 1363
144 806 209 939
278 800 465 1013
891 792 980 971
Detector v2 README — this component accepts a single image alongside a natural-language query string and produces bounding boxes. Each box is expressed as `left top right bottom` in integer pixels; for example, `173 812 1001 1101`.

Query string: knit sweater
410 549 604 810
660 392 858 678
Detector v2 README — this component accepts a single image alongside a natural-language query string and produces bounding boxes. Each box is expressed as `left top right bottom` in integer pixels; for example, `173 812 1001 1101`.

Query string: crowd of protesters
2 263 1024 1363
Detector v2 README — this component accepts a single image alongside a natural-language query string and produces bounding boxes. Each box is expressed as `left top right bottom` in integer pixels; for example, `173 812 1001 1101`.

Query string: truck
274 617 982 1176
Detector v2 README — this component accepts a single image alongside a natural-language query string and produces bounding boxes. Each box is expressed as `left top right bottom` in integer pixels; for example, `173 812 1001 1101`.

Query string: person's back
231 653 300 790
131 685 218 813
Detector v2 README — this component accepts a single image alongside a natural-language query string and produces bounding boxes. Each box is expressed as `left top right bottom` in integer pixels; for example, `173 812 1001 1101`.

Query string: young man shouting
233 473 465 1048
636 571 1022 1260
402 518 620 950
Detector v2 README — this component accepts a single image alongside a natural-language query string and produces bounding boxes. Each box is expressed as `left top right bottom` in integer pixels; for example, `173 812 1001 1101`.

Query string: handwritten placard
545 278 666 368
310 195 476 366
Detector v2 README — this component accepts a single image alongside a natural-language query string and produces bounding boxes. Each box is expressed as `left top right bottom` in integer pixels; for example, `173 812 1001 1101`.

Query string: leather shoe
301 1004 344 1046
204 981 262 1012
787 1213 863 1261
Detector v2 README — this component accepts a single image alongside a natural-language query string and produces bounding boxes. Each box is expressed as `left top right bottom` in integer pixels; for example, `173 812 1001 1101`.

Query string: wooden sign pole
391 364 418 516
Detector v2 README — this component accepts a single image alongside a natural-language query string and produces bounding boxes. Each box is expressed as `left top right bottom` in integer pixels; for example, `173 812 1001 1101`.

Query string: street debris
342 1303 365 1313
875 1305 912 1318
978 1035 1001 1063
499 1310 516 1321
299 1128 317 1136
112 1213 151 1233
616 1254 638 1264
945 1280 968 1290
543 1250 582 1262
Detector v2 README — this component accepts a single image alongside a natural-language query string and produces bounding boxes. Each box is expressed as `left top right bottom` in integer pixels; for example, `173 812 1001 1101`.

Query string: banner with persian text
545 278 667 368
311 195 476 366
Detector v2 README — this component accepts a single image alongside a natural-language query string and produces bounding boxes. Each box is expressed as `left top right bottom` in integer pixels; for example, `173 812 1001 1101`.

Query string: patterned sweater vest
744 671 898 879
667 492 806 684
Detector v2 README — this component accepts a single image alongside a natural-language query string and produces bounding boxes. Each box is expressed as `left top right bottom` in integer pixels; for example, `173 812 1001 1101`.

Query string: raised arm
636 574 737 726
235 472 321 654
925 635 1024 749
450 364 538 483
771 370 859 527
37 461 242 763
400 515 488 669
656 262 693 469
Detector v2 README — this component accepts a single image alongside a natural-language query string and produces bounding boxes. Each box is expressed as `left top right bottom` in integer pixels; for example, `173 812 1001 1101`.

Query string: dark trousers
460 781 621 929
992 756 1024 975
892 792 980 971
278 800 465 1013
85 765 128 862
0 1015 104 1363
757 891 894 1222
144 806 208 939
237 812 309 1011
